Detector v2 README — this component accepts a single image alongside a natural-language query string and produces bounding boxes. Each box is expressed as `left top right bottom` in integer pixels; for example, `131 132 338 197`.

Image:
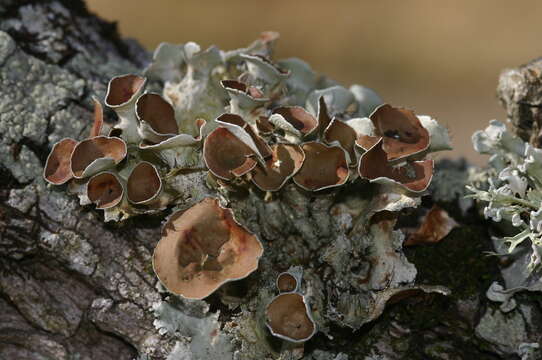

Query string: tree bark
0 1 540 359
0 1 156 358
498 57 542 146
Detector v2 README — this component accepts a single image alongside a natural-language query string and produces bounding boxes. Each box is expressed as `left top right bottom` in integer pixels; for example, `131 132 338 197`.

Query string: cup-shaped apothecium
293 142 349 191
152 197 263 300
127 161 162 205
105 74 146 108
215 113 272 159
272 106 318 138
43 138 78 185
323 118 358 165
266 292 317 343
357 104 430 161
276 272 298 293
87 172 124 209
70 136 127 179
358 139 433 193
105 74 147 143
136 93 179 144
203 127 259 180
251 144 304 192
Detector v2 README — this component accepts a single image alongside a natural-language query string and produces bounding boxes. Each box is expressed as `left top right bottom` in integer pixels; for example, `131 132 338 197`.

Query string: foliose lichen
43 32 452 358
469 120 542 309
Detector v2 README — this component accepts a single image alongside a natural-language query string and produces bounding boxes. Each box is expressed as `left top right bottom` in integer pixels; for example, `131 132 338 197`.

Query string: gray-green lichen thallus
469 120 542 312
43 31 452 358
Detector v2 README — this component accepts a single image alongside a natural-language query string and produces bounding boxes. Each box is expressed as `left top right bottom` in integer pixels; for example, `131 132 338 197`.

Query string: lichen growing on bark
469 121 542 290
40 31 454 358
4 1 542 358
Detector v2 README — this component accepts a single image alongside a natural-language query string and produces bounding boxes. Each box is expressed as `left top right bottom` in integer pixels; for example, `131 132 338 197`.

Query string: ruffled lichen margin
39 13 457 359
1 1 542 360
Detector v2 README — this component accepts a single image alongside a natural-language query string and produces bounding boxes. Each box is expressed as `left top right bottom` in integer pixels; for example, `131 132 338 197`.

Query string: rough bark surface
498 57 542 146
1 1 541 359
0 1 156 358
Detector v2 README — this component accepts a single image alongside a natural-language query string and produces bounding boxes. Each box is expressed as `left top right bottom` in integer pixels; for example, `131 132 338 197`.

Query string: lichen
0 30 85 184
152 296 234 359
468 120 542 300
40 32 453 358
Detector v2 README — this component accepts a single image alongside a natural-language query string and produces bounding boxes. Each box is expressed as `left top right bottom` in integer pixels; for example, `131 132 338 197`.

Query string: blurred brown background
87 0 542 164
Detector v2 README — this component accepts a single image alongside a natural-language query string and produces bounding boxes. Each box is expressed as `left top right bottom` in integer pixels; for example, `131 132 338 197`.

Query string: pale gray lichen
475 306 529 355
486 280 542 313
0 29 86 184
468 120 542 299
152 297 234 359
